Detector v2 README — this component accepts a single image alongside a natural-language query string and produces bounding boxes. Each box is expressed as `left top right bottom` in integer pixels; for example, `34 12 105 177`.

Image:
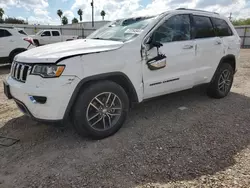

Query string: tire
33 40 40 46
9 50 25 64
207 63 234 99
72 81 129 139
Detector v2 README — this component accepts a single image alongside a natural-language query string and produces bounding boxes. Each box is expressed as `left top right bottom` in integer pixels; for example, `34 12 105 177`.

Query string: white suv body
4 9 241 138
0 27 35 64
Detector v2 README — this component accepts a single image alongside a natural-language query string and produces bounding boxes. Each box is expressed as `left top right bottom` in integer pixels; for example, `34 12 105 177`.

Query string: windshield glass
87 16 157 42
36 30 44 35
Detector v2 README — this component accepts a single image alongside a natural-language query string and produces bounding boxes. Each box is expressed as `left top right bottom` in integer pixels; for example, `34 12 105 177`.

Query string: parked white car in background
0 27 35 64
31 30 78 46
4 8 241 139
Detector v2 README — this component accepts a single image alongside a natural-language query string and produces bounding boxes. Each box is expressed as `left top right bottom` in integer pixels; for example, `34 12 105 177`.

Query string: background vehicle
0 26 35 64
31 30 78 46
4 9 241 139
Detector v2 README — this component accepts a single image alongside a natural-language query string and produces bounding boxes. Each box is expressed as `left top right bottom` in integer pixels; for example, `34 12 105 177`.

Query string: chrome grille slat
20 65 24 81
14 64 19 78
11 62 31 83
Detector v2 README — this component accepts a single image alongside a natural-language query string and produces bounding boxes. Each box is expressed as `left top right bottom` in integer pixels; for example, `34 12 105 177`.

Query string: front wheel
72 81 129 139
207 63 234 98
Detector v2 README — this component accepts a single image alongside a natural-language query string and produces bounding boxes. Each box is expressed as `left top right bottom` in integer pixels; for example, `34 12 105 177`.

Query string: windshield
87 16 157 42
36 30 44 35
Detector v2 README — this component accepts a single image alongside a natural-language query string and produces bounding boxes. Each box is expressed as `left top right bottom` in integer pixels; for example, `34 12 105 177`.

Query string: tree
62 16 68 25
72 17 79 24
57 9 63 24
100 10 106 20
4 17 27 24
0 8 4 19
232 18 250 26
77 9 83 22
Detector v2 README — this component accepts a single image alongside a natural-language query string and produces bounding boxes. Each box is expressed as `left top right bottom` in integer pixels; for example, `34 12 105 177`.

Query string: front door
40 31 52 45
143 14 196 99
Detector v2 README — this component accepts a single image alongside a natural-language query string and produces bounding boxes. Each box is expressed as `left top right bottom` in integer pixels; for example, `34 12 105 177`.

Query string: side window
0 29 12 38
193 15 215 39
211 18 233 37
52 31 60 36
152 14 191 43
41 31 51 37
18 30 27 35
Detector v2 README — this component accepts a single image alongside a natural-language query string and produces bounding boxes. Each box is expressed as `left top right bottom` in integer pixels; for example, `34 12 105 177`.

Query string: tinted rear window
211 18 233 37
193 15 215 39
52 31 60 36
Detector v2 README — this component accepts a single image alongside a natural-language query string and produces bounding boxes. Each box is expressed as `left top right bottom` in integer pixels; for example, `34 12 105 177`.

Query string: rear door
192 15 224 85
40 31 52 45
211 17 239 56
51 31 61 43
0 29 13 59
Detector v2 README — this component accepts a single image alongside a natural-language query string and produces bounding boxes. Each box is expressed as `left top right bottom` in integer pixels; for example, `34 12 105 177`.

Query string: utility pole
91 0 94 28
229 12 232 21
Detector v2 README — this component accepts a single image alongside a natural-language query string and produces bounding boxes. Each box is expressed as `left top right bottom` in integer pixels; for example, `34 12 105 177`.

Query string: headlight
31 65 65 78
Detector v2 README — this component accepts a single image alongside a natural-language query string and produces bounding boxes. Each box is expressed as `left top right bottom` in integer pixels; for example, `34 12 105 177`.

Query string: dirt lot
1 50 250 188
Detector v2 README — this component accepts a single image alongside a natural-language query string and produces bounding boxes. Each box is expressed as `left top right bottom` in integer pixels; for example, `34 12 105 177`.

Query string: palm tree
77 9 83 22
100 10 106 20
0 8 4 19
62 16 68 25
57 9 63 24
72 17 79 24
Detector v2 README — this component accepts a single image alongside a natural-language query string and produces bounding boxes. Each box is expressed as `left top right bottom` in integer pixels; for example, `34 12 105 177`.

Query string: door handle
183 45 194 49
9 40 14 42
215 41 222 45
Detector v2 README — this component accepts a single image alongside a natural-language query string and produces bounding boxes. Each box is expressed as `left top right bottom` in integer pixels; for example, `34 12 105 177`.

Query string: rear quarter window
211 17 233 37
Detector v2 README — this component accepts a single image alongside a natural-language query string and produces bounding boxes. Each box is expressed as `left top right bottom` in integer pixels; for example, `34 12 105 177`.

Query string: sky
0 0 249 25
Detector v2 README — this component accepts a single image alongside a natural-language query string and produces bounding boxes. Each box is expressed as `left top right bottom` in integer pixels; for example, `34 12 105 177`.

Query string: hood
16 39 124 63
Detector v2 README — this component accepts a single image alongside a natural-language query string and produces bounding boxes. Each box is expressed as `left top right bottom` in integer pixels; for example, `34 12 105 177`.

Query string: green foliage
72 17 79 24
3 17 27 24
232 18 250 26
57 9 63 18
77 9 83 21
62 16 68 25
0 7 4 19
100 10 106 20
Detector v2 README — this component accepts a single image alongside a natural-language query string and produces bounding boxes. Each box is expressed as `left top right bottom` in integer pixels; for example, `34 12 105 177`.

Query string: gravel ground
1 50 250 188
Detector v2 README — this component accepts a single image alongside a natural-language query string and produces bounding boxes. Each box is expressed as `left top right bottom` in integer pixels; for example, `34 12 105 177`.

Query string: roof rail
176 8 219 15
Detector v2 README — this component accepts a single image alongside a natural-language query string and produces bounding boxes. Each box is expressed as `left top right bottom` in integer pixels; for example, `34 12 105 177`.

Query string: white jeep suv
4 9 241 139
0 27 35 64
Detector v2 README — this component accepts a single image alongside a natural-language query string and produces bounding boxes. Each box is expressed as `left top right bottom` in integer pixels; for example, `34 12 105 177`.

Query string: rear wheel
72 81 129 139
9 50 26 64
207 63 234 98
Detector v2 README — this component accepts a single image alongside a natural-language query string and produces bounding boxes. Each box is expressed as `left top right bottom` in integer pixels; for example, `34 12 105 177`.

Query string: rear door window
52 31 60 36
0 29 12 38
193 15 215 39
211 18 233 37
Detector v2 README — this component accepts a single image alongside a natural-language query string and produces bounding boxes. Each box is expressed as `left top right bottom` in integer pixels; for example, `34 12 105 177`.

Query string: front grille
11 62 32 82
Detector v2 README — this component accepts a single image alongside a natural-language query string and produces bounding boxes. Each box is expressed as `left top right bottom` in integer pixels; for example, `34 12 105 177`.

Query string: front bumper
5 75 80 121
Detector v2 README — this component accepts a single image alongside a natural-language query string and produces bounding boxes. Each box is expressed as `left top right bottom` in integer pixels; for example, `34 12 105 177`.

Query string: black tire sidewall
73 81 129 139
209 63 234 98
